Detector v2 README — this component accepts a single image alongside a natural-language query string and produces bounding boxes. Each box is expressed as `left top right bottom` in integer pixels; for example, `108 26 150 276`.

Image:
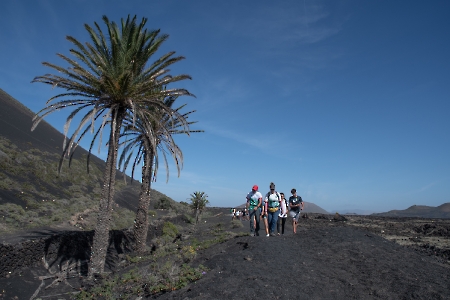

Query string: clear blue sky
1 1 449 213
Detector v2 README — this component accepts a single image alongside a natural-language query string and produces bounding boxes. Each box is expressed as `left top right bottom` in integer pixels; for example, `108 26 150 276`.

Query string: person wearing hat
264 182 282 237
246 185 262 236
289 188 304 234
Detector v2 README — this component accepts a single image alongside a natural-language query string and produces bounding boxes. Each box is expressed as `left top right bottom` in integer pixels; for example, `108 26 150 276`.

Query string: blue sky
1 1 449 213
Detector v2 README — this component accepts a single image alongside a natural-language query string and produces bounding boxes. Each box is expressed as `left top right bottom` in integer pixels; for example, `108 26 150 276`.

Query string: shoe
277 233 280 236
270 233 276 237
266 234 270 237
255 232 260 236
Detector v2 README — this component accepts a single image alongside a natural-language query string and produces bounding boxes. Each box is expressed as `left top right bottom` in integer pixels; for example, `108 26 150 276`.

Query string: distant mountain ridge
373 203 450 219
302 201 329 214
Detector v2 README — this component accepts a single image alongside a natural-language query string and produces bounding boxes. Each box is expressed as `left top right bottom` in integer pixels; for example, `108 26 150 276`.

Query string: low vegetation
75 213 247 299
154 197 173 210
0 136 172 233
76 263 208 299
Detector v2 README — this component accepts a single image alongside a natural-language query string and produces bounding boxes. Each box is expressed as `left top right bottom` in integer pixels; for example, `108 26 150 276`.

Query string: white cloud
202 122 303 162
225 2 337 44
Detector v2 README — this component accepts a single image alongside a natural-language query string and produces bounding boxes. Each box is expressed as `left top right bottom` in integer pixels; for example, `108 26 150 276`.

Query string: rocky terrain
0 210 449 299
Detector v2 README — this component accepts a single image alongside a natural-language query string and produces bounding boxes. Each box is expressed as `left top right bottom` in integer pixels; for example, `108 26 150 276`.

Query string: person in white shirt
246 185 262 236
276 192 288 235
264 182 282 237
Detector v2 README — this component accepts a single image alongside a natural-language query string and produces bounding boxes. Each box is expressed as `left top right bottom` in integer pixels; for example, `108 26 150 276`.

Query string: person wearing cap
246 185 262 236
264 182 282 237
289 188 304 234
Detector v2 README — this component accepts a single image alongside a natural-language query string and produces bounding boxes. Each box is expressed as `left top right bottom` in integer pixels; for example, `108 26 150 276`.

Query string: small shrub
183 214 195 224
231 219 244 228
180 245 197 262
75 277 116 299
162 221 179 238
111 207 135 230
146 263 208 294
52 215 62 222
154 197 172 210
210 222 225 234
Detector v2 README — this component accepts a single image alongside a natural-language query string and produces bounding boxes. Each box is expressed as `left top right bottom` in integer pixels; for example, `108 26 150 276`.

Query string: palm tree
118 95 202 253
31 15 193 275
189 191 209 223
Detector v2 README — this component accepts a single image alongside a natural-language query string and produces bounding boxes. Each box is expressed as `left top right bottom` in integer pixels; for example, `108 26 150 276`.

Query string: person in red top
246 185 262 236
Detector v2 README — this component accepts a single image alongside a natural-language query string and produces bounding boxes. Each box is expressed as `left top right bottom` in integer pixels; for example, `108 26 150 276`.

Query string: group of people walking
246 182 304 237
230 208 249 220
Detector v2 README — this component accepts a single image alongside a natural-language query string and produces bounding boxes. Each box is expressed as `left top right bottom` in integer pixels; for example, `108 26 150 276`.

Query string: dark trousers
249 208 260 235
277 217 286 234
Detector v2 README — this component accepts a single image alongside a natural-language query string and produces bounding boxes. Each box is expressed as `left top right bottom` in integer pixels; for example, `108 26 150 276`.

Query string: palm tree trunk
89 108 124 276
133 149 153 253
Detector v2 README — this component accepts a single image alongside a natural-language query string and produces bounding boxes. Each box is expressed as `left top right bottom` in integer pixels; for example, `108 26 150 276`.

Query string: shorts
289 211 300 222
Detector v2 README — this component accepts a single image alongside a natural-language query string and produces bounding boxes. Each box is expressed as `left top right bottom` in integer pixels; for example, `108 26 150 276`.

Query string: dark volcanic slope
0 88 103 163
0 88 155 214
158 226 450 300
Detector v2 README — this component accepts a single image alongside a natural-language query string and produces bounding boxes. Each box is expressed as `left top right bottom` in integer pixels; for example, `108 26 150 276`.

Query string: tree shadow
42 229 133 276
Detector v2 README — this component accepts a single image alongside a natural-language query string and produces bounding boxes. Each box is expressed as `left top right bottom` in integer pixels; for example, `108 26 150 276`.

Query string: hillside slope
373 203 450 219
0 89 175 233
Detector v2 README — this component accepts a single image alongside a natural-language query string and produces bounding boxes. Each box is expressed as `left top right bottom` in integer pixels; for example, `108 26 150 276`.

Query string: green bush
162 221 179 238
111 207 135 230
154 197 172 210
211 222 225 234
146 263 208 294
231 219 244 228
183 214 195 224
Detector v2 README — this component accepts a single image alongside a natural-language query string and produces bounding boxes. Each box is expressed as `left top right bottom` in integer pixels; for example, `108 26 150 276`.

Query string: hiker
259 199 269 236
289 188 304 234
277 192 288 235
231 208 236 220
246 185 262 236
264 182 282 237
261 200 269 236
